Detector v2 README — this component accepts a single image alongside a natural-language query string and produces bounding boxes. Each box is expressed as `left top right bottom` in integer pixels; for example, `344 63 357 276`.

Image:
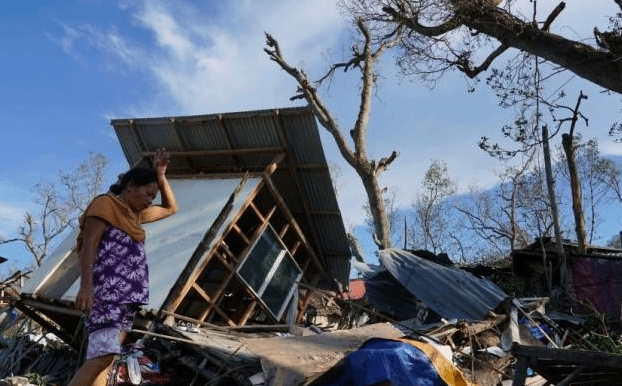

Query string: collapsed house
15 106 351 348
512 237 622 317
7 108 622 385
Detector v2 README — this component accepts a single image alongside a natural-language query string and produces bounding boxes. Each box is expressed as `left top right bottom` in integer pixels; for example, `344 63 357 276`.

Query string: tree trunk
360 169 392 249
562 133 587 254
542 126 567 291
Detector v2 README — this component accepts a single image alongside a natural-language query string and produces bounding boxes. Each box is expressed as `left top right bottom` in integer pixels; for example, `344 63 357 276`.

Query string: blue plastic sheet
321 338 448 386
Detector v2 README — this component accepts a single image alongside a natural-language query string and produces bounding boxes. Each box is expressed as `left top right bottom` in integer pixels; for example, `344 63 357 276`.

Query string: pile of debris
3 247 622 385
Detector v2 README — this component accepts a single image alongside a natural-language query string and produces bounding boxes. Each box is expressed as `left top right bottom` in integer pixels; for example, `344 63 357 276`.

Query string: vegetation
0 152 108 267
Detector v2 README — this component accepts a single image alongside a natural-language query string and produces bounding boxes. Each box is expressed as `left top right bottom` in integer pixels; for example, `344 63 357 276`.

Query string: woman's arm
75 216 107 313
140 148 179 224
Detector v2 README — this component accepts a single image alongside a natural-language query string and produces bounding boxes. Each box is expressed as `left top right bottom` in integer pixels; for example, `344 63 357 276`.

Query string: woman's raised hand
154 148 170 176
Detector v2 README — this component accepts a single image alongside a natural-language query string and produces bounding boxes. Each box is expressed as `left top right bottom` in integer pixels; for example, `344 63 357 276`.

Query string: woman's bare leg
67 354 114 386
68 331 127 386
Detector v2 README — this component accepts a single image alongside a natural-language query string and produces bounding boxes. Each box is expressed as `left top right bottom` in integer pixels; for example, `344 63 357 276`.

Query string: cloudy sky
2 0 622 270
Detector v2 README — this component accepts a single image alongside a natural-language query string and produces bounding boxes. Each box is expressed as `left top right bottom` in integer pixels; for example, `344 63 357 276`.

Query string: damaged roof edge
377 248 508 321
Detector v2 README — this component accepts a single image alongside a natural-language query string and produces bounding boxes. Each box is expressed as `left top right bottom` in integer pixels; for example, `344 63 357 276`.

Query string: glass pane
238 228 282 293
262 255 301 318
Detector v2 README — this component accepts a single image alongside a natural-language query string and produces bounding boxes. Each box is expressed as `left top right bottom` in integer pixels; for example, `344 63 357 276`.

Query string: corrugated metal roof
377 249 508 321
23 178 261 311
110 106 350 286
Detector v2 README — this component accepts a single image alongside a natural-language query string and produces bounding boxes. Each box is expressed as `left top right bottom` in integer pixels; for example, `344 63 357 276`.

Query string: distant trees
402 138 622 264
409 160 458 255
558 137 622 244
455 157 534 257
0 153 108 267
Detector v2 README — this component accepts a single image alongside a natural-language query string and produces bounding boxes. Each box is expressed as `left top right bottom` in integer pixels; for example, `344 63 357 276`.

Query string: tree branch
456 43 508 78
382 6 460 37
264 33 358 167
542 2 566 32
568 91 589 138
374 151 400 176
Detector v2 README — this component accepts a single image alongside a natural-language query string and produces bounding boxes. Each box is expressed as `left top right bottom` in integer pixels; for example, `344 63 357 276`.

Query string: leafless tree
363 186 401 245
455 153 535 256
342 0 622 94
557 138 622 244
0 152 108 266
264 19 402 249
410 159 457 254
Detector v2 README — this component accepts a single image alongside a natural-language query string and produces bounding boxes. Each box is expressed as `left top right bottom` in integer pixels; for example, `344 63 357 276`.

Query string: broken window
237 225 302 319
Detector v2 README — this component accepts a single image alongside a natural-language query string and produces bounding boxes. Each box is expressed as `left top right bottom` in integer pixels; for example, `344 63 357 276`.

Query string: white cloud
600 141 622 157
50 0 348 115
0 204 26 239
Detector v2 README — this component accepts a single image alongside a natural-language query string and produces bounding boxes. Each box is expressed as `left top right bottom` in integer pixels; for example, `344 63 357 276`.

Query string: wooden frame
164 172 325 326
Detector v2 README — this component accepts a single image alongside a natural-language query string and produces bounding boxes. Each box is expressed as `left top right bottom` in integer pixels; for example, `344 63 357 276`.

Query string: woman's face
127 181 159 213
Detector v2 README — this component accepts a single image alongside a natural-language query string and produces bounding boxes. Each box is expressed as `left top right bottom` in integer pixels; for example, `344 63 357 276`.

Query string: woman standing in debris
69 148 178 386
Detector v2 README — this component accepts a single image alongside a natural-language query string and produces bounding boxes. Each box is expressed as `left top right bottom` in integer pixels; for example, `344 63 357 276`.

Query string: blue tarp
321 338 447 386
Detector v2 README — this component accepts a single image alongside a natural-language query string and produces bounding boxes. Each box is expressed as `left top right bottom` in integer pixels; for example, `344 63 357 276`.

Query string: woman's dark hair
110 168 158 195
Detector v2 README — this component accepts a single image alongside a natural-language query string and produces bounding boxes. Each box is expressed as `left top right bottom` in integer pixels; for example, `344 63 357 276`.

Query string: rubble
2 270 622 385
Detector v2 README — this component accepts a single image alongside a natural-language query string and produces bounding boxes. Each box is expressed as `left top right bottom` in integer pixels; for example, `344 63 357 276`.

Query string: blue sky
2 0 622 272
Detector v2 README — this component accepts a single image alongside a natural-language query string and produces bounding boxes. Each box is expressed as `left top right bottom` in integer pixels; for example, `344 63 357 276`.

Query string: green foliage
584 331 622 354
496 278 526 298
582 312 622 354
26 373 48 386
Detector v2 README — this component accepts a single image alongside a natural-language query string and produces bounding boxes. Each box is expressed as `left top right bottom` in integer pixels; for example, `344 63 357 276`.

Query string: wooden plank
232 224 250 244
279 223 290 239
290 240 302 256
248 201 265 222
511 343 622 368
556 364 587 386
14 301 79 350
160 310 229 332
209 303 237 327
198 270 236 322
20 299 83 317
192 283 214 303
238 300 258 326
213 250 235 270
262 176 326 277
141 147 285 158
264 203 278 222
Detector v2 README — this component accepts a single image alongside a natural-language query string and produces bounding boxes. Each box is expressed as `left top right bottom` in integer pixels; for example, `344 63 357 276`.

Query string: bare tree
410 159 457 254
455 153 535 256
363 186 401 245
343 0 622 94
555 92 590 252
0 152 108 266
558 138 622 244
264 19 402 249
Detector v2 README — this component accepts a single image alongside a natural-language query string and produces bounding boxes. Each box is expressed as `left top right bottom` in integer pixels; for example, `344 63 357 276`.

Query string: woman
69 148 178 386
